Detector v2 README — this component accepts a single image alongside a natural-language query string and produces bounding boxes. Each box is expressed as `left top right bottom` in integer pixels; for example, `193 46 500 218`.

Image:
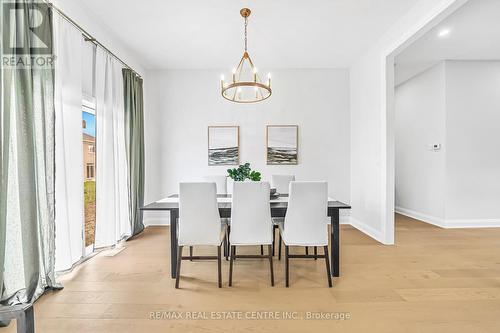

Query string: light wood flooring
2 214 500 332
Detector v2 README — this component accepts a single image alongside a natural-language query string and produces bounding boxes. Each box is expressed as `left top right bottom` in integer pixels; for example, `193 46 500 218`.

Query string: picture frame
208 126 240 166
266 125 298 165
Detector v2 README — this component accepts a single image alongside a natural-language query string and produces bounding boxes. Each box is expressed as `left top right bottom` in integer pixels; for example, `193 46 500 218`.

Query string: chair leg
272 226 276 256
268 244 274 287
306 247 309 255
223 234 227 259
324 245 332 288
189 246 193 261
314 246 317 260
217 245 222 288
260 245 264 255
175 246 183 289
226 227 230 261
229 245 235 287
285 245 290 287
278 233 282 260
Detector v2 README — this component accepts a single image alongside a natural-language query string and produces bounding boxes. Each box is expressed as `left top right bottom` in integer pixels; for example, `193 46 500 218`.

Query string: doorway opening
386 0 500 242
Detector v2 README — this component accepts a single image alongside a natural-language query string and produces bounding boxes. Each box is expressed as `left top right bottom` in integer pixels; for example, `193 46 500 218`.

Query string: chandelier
220 8 272 103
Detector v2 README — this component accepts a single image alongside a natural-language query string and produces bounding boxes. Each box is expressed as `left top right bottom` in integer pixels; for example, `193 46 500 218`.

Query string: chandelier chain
244 17 248 52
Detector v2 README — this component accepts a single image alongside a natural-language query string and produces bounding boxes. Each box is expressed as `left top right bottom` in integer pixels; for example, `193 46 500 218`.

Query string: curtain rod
45 1 142 79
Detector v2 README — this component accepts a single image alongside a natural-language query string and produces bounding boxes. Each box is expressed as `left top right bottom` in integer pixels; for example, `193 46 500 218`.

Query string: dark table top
141 194 351 211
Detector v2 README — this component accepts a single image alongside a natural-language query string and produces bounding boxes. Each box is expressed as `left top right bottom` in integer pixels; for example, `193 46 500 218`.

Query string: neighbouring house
83 133 95 180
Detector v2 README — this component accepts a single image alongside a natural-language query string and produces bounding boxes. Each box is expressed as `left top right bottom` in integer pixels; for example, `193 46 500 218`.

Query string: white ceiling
77 0 419 70
395 0 500 85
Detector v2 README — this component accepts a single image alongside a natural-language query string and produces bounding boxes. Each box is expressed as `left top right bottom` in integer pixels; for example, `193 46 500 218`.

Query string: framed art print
266 125 298 165
208 126 240 165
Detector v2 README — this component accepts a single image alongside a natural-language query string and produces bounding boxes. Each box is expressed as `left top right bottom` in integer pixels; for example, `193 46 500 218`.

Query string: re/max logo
149 311 210 320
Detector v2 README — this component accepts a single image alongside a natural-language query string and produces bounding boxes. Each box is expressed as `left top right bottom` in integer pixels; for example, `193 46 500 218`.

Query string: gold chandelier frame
220 8 272 103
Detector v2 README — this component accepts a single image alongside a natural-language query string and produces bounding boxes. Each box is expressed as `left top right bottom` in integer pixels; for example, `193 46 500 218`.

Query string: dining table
141 194 351 279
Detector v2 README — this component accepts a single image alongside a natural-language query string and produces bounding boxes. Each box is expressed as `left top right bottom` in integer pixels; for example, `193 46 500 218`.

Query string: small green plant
227 163 262 181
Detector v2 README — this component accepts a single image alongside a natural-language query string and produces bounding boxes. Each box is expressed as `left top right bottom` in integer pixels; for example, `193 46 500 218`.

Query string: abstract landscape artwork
208 126 239 165
267 125 298 165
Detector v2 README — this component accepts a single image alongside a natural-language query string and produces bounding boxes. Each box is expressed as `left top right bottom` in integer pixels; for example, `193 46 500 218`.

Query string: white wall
349 0 466 244
53 0 145 77
144 69 350 225
395 60 500 227
395 63 447 220
444 61 500 223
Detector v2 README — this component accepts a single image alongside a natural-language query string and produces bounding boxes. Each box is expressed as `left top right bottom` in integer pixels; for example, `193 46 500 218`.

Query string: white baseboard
445 218 500 228
144 218 170 226
347 217 384 243
395 206 500 229
395 207 446 227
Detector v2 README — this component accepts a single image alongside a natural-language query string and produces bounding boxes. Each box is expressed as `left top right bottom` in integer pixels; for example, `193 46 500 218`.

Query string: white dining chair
271 175 298 258
176 182 226 288
204 175 227 194
226 177 234 195
277 181 332 287
228 181 274 287
191 176 229 259
271 174 295 194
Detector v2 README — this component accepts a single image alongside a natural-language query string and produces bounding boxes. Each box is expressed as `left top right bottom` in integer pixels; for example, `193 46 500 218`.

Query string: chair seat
278 222 328 246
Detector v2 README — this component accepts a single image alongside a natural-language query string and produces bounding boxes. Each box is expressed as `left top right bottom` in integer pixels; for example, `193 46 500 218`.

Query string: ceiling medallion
220 8 272 103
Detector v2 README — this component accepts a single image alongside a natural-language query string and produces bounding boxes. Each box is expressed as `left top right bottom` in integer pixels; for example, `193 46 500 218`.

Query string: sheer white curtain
94 47 131 248
53 14 85 271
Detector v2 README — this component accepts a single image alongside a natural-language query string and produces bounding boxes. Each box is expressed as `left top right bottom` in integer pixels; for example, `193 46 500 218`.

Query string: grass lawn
84 180 96 247
84 180 96 205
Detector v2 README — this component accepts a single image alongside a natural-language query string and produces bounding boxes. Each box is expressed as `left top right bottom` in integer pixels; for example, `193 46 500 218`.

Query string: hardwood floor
3 214 500 332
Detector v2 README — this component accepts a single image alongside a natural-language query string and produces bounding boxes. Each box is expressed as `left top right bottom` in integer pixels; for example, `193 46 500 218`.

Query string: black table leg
170 209 179 279
331 209 340 277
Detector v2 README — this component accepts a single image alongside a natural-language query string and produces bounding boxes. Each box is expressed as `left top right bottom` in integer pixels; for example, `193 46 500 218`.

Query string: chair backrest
271 175 295 194
178 182 221 246
204 175 227 194
283 181 328 245
230 181 273 245
227 177 234 195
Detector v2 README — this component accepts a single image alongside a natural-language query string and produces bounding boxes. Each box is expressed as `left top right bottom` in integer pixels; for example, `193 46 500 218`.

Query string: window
82 42 97 254
83 109 96 249
86 163 94 179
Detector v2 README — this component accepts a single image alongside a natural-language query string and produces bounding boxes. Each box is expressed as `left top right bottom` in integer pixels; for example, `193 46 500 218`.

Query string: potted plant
227 163 261 181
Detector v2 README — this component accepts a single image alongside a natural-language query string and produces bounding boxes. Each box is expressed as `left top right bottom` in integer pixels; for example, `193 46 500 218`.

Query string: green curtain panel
122 69 145 236
0 0 60 309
